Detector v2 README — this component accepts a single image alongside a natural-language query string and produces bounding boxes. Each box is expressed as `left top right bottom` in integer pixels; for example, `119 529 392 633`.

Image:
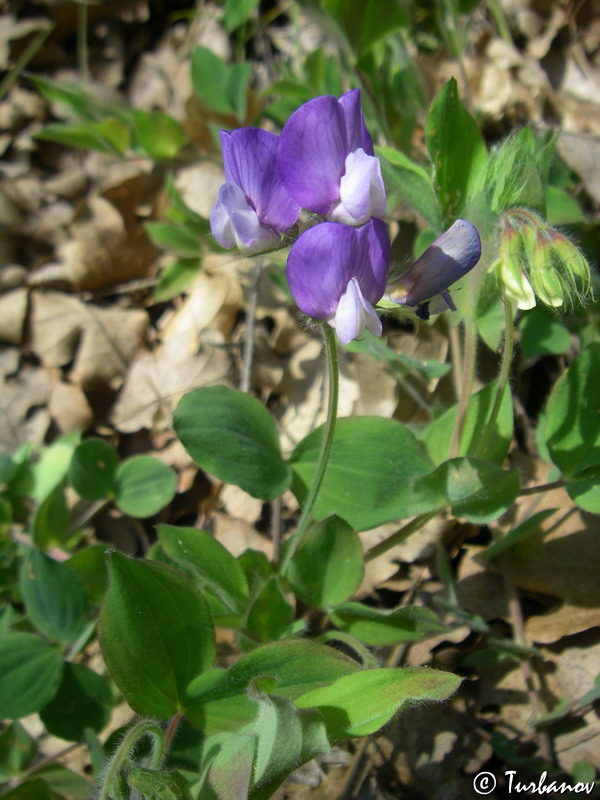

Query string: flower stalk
279 323 339 576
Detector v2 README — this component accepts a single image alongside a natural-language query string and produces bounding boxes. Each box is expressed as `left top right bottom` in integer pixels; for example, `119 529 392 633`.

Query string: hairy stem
99 720 164 800
279 324 339 576
476 299 514 457
449 320 477 458
364 511 438 562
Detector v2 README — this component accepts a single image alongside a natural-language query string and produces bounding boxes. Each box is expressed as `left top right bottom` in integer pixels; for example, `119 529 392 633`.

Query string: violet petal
278 96 347 214
390 219 481 306
338 89 374 155
220 128 300 233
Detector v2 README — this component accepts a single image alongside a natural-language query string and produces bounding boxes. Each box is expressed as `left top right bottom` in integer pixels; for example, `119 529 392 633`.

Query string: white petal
328 149 386 226
330 277 382 344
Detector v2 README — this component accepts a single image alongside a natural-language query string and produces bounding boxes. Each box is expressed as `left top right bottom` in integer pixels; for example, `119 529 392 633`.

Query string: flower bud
491 209 592 310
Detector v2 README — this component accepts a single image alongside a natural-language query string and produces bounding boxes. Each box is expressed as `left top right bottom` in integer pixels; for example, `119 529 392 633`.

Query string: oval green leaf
20 549 89 645
288 516 364 608
545 343 600 478
99 552 215 718
114 455 177 517
0 634 63 719
39 662 112 742
330 603 446 646
174 386 291 501
69 439 118 501
295 667 462 740
290 417 433 531
158 524 249 613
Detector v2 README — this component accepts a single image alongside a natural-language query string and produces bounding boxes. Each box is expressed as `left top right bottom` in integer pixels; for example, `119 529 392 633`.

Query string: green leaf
295 667 461 740
184 639 360 735
30 484 70 548
40 662 112 742
0 451 17 486
99 552 215 718
323 0 408 54
330 603 446 646
0 634 63 718
114 455 177 517
519 307 572 358
226 63 251 120
288 516 364 608
154 258 202 303
174 386 291 501
20 548 89 645
251 692 329 797
480 509 557 561
545 343 600 477
29 765 93 800
246 578 294 642
412 457 520 523
0 722 37 781
200 731 255 800
69 438 118 501
291 417 433 531
191 47 234 115
132 110 188 160
146 223 202 257
2 778 55 800
346 331 450 380
67 544 111 605
425 78 487 221
420 381 513 465
158 524 249 613
546 186 586 225
377 146 443 230
486 127 550 215
34 121 121 154
565 466 600 513
224 0 260 31
31 432 80 503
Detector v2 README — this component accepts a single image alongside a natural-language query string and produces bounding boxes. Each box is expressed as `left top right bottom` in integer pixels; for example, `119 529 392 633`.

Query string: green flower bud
491 209 593 311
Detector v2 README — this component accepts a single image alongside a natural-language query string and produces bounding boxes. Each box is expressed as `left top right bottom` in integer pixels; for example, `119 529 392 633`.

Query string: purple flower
387 219 481 319
278 89 386 226
210 128 301 254
287 219 390 344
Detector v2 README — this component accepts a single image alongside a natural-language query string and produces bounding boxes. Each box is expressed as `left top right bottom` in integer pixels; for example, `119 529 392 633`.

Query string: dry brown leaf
456 545 509 622
110 334 232 433
0 358 52 450
221 484 263 526
0 288 27 344
29 291 148 389
57 194 156 290
174 162 225 219
49 379 94 434
526 603 600 645
546 641 600 771
213 511 272 559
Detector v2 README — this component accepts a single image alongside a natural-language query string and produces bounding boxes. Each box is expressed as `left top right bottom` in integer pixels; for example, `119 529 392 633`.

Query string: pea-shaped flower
287 219 390 345
278 90 386 226
210 128 301 254
387 220 481 319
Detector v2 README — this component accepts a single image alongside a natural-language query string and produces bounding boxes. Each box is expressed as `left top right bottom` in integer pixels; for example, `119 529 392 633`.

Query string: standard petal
390 219 481 306
338 89 374 155
330 149 386 225
286 222 357 319
278 96 347 214
221 128 300 233
332 277 382 344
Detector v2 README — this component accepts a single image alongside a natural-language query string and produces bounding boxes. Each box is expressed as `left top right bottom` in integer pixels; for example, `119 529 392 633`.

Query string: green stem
99 720 164 800
449 320 477 458
279 324 339 576
364 511 438 562
476 299 514 457
0 23 55 101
